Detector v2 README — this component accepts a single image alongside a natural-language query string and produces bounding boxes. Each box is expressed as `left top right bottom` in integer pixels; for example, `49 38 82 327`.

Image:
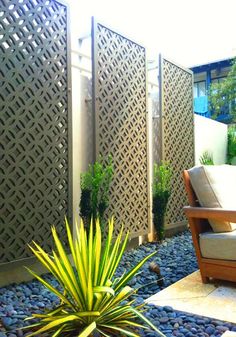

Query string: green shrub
24 219 164 337
208 57 236 121
152 161 172 242
199 151 214 165
80 156 113 234
227 125 236 164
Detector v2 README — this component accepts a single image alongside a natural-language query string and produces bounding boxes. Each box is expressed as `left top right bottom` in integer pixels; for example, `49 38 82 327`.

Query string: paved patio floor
146 270 236 324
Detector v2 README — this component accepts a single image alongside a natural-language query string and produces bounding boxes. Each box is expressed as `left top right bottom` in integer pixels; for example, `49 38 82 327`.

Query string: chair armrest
184 206 236 222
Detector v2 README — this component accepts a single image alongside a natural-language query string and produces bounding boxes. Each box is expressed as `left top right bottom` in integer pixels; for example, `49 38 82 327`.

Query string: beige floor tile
146 270 236 323
222 332 236 336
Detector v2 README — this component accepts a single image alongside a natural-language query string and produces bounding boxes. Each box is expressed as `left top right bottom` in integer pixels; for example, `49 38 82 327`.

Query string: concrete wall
71 64 94 230
194 114 227 165
70 28 94 228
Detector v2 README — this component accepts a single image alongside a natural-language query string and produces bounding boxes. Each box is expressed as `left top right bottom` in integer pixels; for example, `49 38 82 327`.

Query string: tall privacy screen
0 0 71 264
92 19 150 237
160 56 194 225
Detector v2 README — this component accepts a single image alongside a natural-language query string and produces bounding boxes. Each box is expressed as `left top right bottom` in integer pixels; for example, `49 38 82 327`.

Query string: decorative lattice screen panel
160 56 194 225
148 67 161 167
150 89 161 165
92 20 149 237
152 116 162 165
0 0 71 264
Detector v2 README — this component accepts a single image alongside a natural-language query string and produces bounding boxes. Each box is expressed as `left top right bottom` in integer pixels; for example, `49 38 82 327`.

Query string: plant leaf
96 327 113 337
65 217 77 266
26 314 79 336
130 307 165 337
52 324 66 337
51 226 78 290
93 219 102 285
107 230 129 280
52 251 82 307
79 321 96 337
114 251 157 292
98 218 113 283
25 267 74 308
87 220 93 311
99 324 139 337
93 286 115 296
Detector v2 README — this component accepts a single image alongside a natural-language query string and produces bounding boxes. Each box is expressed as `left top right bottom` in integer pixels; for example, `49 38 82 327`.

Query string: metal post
206 69 211 115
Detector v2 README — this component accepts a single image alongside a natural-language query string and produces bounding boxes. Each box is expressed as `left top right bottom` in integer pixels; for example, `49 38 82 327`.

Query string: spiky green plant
199 151 214 165
24 219 164 337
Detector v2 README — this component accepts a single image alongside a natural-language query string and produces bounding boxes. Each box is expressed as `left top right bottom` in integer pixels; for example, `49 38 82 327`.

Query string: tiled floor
146 270 236 324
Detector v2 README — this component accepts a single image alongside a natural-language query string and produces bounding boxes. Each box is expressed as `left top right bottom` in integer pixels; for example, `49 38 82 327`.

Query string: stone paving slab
146 270 236 323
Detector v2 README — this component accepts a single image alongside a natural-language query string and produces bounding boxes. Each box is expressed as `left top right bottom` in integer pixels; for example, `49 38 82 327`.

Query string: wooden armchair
183 169 236 283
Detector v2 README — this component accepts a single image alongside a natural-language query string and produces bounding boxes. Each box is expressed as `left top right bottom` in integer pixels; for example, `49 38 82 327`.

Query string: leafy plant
80 156 113 233
152 161 172 242
199 151 214 165
208 57 236 122
24 219 164 337
227 125 236 164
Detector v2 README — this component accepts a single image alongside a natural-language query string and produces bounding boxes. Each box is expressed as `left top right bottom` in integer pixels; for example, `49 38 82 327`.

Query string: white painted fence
194 114 227 165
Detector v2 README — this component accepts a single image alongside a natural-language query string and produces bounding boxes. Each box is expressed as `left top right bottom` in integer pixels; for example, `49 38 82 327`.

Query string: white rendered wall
194 114 227 165
71 50 93 229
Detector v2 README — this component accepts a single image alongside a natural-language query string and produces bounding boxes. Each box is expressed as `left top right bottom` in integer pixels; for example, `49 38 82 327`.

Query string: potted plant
79 156 113 234
152 161 172 242
23 218 165 337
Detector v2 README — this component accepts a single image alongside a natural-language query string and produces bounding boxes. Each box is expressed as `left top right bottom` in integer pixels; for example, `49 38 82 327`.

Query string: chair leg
200 274 209 284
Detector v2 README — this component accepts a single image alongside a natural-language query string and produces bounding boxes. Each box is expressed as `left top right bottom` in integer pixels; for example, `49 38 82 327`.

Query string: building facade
190 58 233 123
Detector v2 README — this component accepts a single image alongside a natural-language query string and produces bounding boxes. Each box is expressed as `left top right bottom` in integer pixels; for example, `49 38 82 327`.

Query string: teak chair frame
183 170 236 283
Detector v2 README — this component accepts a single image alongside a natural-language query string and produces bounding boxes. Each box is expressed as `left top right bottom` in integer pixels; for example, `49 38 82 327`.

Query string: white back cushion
188 165 236 232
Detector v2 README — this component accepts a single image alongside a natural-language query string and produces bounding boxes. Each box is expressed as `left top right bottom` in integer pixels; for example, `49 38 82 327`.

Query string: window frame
194 80 206 98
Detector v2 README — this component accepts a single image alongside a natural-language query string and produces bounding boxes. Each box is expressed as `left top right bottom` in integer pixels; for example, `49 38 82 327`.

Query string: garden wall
194 114 227 165
70 56 93 230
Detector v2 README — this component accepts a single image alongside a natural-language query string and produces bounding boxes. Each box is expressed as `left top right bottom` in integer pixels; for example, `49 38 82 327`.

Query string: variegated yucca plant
24 219 164 337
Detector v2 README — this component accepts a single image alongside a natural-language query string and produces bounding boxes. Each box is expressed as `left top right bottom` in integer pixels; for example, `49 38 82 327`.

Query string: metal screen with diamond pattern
160 56 194 226
0 0 71 264
92 20 149 237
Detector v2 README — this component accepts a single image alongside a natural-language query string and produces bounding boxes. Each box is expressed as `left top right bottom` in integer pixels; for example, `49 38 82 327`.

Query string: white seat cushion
188 165 236 232
200 231 236 260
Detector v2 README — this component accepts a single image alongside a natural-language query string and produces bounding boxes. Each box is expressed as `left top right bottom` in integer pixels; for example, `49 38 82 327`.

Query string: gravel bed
0 230 235 336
